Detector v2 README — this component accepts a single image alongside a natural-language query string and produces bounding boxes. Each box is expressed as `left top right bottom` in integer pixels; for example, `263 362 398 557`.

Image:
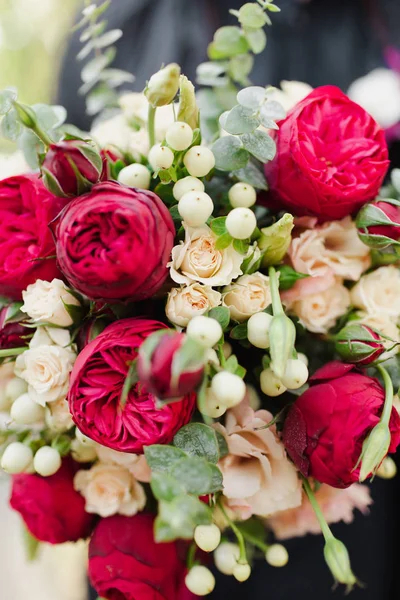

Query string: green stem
148 104 157 148
0 347 27 358
268 266 283 316
219 502 247 564
187 542 197 569
32 124 53 148
302 478 333 542
238 526 269 553
376 364 394 426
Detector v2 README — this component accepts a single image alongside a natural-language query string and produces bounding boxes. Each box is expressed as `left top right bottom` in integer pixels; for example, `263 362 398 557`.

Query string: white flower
268 80 313 113
169 224 243 286
91 114 133 152
45 398 74 432
95 444 151 482
353 312 400 360
29 326 73 349
348 68 400 129
0 362 18 411
21 279 80 327
74 463 146 518
223 272 272 322
166 283 222 328
119 92 175 139
350 266 400 319
0 151 29 181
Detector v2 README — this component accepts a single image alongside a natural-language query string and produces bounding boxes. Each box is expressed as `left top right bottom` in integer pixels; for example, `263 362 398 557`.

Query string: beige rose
289 217 371 281
21 278 80 327
29 326 73 350
169 224 243 287
95 444 151 483
268 483 372 540
350 266 400 319
45 398 74 432
0 362 18 411
74 463 146 518
166 283 222 328
353 312 400 360
215 401 302 519
223 272 272 322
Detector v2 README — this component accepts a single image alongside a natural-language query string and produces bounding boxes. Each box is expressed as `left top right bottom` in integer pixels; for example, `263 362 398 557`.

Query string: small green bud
144 63 181 107
258 213 294 267
334 323 385 366
323 537 357 591
12 101 37 129
177 75 200 130
358 422 391 482
269 313 296 380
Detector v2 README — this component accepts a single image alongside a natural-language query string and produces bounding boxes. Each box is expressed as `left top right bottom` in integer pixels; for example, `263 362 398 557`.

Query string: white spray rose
21 279 80 327
350 266 400 319
166 283 222 327
223 272 272 322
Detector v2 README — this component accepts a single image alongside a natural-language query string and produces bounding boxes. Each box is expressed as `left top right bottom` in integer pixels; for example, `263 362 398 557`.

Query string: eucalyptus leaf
86 86 116 116
241 130 276 162
196 62 228 89
237 86 266 110
212 136 249 171
171 456 214 495
230 322 248 340
155 495 211 542
144 444 187 472
238 3 268 28
260 100 286 121
80 21 107 42
208 306 231 331
1 109 21 141
229 54 254 85
150 471 186 501
174 423 221 463
0 88 17 116
215 431 229 458
209 26 250 59
93 29 123 49
392 169 400 194
220 105 259 135
244 27 267 54
81 47 116 84
33 104 67 130
235 162 268 190
208 464 224 493
18 129 43 169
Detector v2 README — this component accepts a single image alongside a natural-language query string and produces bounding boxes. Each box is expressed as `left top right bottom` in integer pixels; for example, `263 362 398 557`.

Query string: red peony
89 513 188 600
68 318 196 453
52 181 175 302
9 459 94 543
282 362 400 488
0 174 65 299
265 86 389 222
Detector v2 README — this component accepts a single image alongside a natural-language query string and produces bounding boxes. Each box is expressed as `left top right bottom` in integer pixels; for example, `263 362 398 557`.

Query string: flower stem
0 347 27 358
302 477 333 541
268 266 283 316
218 502 248 564
187 542 197 569
148 104 157 148
376 364 394 426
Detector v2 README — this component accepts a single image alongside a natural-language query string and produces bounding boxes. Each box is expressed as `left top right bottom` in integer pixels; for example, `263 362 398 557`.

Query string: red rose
137 330 204 400
68 318 196 453
334 323 385 366
42 140 102 197
0 306 27 350
0 174 65 299
89 513 188 600
282 362 400 488
100 148 125 181
265 86 389 222
9 459 94 543
52 181 175 302
356 199 400 249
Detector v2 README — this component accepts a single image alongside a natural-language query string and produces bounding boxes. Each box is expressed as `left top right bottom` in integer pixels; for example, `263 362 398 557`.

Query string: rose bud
0 305 27 350
282 361 400 488
145 63 181 107
100 147 125 182
356 199 400 249
258 213 294 267
334 323 385 365
10 458 94 543
137 330 205 400
42 139 103 198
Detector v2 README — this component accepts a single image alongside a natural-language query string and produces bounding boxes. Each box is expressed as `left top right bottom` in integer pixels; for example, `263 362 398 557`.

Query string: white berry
247 312 273 349
33 446 62 477
173 176 205 201
10 393 45 425
71 439 98 463
184 146 215 177
260 368 287 397
186 315 222 348
229 182 257 208
226 207 257 240
166 121 193 151
199 388 226 418
5 378 28 403
194 524 221 552
281 359 309 390
211 371 246 408
214 542 240 575
178 191 214 226
297 352 309 367
75 427 96 446
185 566 215 596
1 442 33 474
118 163 151 189
233 563 251 582
377 456 397 479
148 144 174 170
266 544 289 567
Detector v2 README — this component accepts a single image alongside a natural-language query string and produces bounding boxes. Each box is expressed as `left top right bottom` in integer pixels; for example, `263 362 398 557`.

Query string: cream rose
223 272 272 322
45 398 74 432
95 444 151 482
169 224 243 286
353 312 400 360
166 283 222 327
29 326 73 349
74 463 146 518
289 217 371 281
350 266 400 319
0 362 18 411
21 279 80 327
215 400 302 519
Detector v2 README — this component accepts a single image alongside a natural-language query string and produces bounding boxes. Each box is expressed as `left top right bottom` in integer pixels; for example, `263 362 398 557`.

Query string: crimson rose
68 318 196 453
89 513 188 600
10 459 94 543
357 199 400 249
52 181 175 302
0 174 65 299
283 362 400 488
265 86 389 222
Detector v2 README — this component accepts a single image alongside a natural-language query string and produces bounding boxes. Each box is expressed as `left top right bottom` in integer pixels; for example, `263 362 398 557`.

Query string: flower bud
214 542 240 575
0 305 27 350
358 421 391 482
281 358 309 390
265 544 289 567
137 330 205 400
269 314 296 380
376 456 397 479
33 446 62 477
323 537 357 590
233 563 251 582
177 75 200 130
260 368 287 397
356 199 400 249
194 523 221 552
185 565 215 596
71 438 98 463
145 63 181 107
42 140 102 197
334 323 385 365
12 101 37 129
258 213 294 267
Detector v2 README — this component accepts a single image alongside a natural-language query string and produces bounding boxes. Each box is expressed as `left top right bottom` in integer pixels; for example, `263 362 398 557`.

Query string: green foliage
208 306 231 331
276 265 309 290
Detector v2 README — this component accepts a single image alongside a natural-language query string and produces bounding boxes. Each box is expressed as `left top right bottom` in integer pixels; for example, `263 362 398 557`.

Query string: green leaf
233 238 250 255
241 130 276 163
0 88 17 115
228 54 254 86
220 105 259 135
81 47 116 84
210 216 227 236
260 100 286 121
276 265 309 290
1 109 21 141
215 232 233 250
208 306 231 331
150 471 186 501
93 29 123 49
155 495 212 542
215 431 229 458
171 456 214 495
236 516 267 545
144 444 187 472
18 129 44 169
235 364 247 378
196 62 229 88
174 423 221 463
99 68 135 88
208 26 250 60
244 28 267 54
230 322 248 340
238 3 269 28
22 525 40 562
235 161 268 190
212 136 249 172
208 464 224 493
225 354 239 374
237 86 266 110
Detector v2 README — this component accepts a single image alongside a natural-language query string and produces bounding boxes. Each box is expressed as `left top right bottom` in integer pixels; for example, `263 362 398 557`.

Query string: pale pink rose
95 444 151 483
268 483 372 540
215 400 302 519
289 217 371 281
350 266 400 319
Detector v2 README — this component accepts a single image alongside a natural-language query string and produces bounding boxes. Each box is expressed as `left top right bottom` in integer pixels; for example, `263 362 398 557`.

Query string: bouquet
0 1 400 597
